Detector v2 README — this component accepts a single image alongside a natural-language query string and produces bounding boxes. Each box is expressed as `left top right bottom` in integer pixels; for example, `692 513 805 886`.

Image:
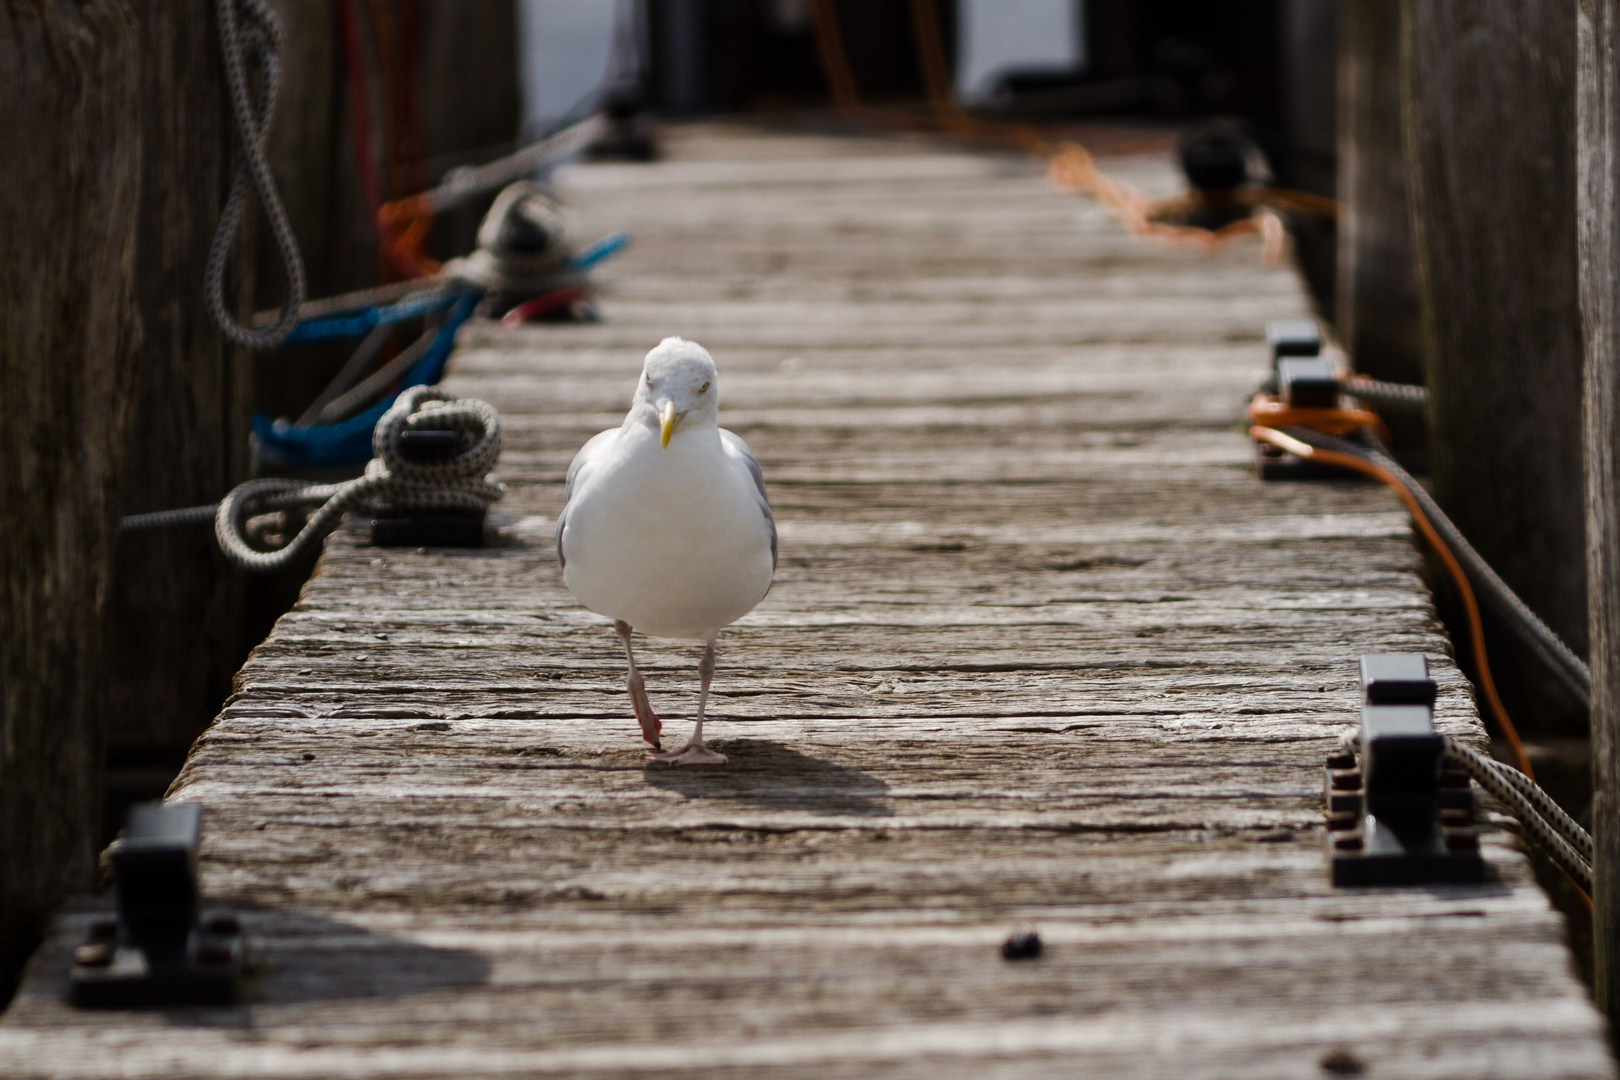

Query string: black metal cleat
1324 655 1483 887
1277 357 1340 409
71 803 243 1007
369 430 489 547
370 509 487 548
1266 318 1321 362
1359 653 1438 706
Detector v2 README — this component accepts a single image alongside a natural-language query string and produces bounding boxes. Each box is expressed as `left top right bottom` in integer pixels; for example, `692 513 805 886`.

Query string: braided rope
205 0 308 350
1334 728 1592 891
121 505 222 532
1440 738 1591 890
1345 377 1428 412
216 388 504 571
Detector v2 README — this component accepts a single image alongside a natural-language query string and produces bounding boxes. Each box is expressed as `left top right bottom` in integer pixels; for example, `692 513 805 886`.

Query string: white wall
518 0 640 138
955 0 1086 103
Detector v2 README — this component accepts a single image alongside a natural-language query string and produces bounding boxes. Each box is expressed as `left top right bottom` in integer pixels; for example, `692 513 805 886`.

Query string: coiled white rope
205 0 307 350
214 388 505 572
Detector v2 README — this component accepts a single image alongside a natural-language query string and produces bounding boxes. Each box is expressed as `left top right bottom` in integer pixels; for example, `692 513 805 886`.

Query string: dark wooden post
1579 0 1620 1019
1401 0 1587 729
1278 0 1337 325
0 0 142 1002
105 2 256 773
1337 0 1423 388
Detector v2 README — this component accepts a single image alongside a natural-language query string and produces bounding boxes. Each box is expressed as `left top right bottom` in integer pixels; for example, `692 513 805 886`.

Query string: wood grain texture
1578 0 1620 1022
107 0 257 762
1403 0 1589 731
0 0 142 1005
1 124 1610 1077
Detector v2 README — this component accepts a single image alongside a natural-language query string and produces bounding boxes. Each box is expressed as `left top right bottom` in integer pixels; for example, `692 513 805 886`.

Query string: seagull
557 337 776 765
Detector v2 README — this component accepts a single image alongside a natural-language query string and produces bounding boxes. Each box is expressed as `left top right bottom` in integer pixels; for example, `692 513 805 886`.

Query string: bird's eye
646 376 654 387
699 381 710 393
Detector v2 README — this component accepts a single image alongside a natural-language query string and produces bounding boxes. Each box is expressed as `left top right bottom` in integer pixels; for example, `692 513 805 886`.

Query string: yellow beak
660 400 680 448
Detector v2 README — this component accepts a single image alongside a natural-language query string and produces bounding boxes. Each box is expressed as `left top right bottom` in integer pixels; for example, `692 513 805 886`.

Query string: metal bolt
1329 770 1362 791
1325 812 1357 832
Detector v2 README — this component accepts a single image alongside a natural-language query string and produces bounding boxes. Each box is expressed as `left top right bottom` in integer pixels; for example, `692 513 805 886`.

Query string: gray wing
556 428 618 569
720 428 776 572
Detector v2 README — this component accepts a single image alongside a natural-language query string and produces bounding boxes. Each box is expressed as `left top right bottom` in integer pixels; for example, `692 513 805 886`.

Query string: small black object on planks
1323 654 1486 887
70 803 244 1007
369 428 486 548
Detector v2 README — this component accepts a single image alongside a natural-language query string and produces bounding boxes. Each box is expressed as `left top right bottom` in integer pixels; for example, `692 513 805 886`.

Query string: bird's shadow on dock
642 738 892 817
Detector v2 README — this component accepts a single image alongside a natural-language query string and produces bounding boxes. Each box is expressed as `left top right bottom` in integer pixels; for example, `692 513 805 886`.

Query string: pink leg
646 640 728 766
616 620 662 748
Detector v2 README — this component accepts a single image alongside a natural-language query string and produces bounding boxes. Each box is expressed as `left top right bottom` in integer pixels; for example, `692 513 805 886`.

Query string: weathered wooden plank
0 123 1608 1078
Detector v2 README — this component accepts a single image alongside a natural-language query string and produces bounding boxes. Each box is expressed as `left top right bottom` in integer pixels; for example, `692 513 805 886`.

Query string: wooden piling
1578 0 1620 1022
1402 0 1588 731
105 1 257 777
0 0 142 1002
1336 0 1422 388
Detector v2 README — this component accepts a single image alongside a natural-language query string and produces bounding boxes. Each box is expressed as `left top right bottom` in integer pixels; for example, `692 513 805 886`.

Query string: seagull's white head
633 337 720 448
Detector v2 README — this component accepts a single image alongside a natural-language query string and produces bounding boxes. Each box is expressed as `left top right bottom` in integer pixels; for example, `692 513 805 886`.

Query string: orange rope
1048 144 1288 261
907 0 959 118
1244 394 1392 445
376 194 438 278
1249 425 1534 780
801 4 1333 263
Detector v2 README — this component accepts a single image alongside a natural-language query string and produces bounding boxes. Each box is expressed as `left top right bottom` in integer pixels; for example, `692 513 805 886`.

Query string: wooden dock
1 123 1612 1077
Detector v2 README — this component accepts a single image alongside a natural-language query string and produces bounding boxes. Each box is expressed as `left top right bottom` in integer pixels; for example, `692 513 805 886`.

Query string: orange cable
1249 425 1534 780
887 12 1334 258
1248 420 1591 909
1245 395 1393 446
808 0 861 112
907 0 960 118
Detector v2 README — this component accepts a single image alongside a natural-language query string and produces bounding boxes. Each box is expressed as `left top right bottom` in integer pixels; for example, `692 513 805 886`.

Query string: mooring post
1401 0 1587 731
1578 0 1620 1020
106 0 259 771
0 0 143 1003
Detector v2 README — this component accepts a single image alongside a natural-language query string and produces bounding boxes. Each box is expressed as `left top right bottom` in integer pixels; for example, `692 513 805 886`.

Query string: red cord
338 0 381 214
500 287 587 326
398 0 425 195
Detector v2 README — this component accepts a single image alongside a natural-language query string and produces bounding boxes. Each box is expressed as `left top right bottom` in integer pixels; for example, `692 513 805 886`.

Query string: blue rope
253 291 480 468
281 289 471 345
568 231 630 271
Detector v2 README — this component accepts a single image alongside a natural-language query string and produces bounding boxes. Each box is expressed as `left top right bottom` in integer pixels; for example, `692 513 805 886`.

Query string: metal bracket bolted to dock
70 802 244 1007
1324 654 1485 886
369 429 488 548
1252 318 1353 481
1265 318 1321 360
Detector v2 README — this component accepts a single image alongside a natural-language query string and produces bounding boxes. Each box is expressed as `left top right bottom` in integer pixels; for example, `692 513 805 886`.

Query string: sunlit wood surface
1 122 1610 1079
